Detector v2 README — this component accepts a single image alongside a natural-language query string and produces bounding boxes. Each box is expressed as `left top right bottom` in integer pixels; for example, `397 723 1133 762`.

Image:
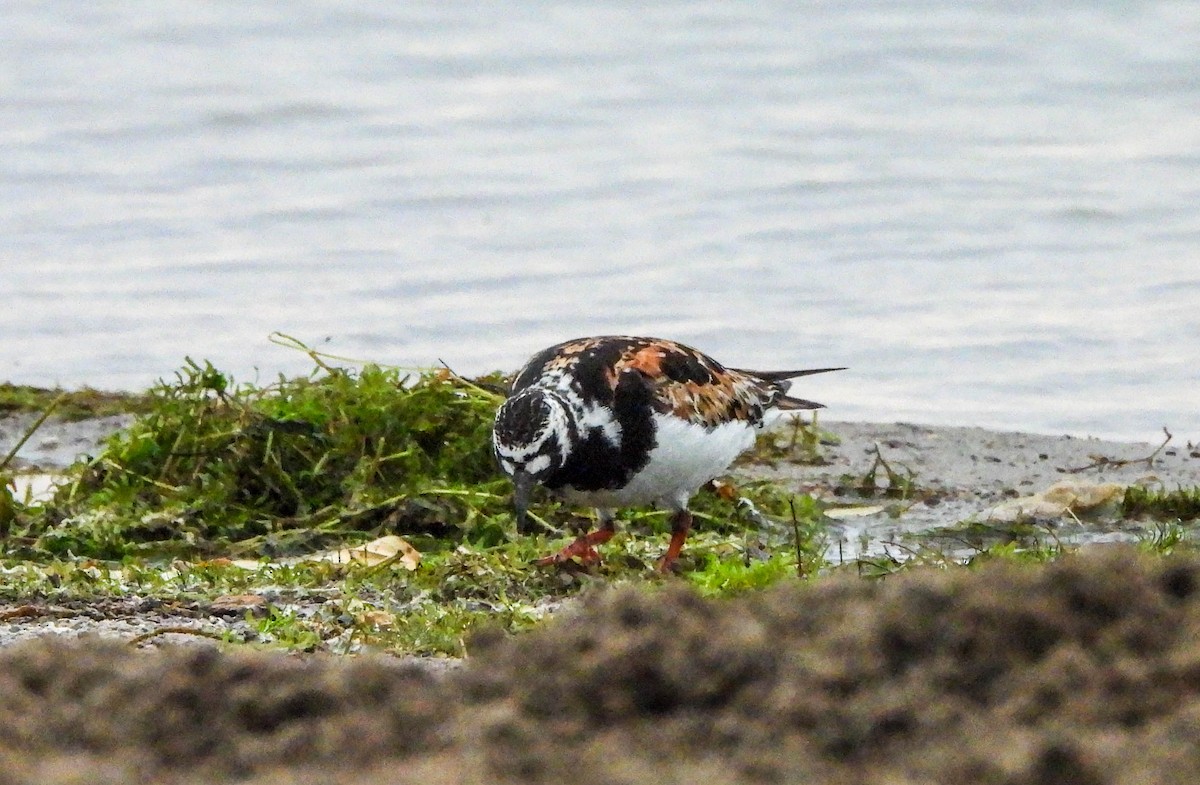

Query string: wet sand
793 420 1198 496
752 420 1200 558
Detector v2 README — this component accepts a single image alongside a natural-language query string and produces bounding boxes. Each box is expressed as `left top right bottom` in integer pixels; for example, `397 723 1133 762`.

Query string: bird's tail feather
736 366 845 382
735 366 844 411
774 394 826 411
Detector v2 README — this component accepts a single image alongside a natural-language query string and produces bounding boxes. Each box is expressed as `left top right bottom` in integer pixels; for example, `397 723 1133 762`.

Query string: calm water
3 2 1198 442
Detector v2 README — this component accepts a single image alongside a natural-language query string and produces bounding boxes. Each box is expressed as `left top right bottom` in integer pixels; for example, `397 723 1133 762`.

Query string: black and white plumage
492 336 842 571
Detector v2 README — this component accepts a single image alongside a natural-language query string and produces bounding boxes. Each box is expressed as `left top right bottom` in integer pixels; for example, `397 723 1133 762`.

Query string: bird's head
492 388 575 530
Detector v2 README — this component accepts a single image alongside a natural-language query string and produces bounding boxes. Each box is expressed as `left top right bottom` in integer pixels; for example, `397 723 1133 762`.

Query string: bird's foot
535 543 603 567
534 525 615 568
655 510 692 574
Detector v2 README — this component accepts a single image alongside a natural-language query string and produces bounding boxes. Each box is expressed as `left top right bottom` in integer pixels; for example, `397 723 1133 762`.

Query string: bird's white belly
561 413 756 510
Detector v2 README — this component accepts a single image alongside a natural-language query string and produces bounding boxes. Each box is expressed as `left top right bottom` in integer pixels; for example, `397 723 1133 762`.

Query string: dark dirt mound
0 641 452 784
3 547 1200 784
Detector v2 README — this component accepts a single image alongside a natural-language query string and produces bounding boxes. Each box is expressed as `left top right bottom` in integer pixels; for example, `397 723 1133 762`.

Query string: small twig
788 498 804 578
514 507 559 536
880 538 929 563
943 534 983 555
859 444 916 499
1039 520 1066 550
1062 427 1173 473
0 605 84 621
437 358 507 400
269 332 372 372
0 605 119 622
270 333 490 387
127 626 227 646
0 393 68 474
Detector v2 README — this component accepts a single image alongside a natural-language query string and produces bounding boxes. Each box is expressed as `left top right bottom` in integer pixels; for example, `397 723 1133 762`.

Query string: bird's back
510 335 829 430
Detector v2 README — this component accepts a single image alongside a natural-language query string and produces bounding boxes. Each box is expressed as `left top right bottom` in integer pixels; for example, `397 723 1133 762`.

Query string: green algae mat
0 355 831 656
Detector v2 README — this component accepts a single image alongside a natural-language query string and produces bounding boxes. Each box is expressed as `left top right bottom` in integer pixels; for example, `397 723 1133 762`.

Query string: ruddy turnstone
492 336 842 572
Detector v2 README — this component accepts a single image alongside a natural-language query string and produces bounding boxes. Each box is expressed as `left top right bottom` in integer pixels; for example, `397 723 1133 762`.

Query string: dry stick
1062 427 1173 473
1040 519 1066 550
788 498 804 578
0 604 89 621
437 357 507 399
864 444 905 494
127 626 227 647
881 538 927 562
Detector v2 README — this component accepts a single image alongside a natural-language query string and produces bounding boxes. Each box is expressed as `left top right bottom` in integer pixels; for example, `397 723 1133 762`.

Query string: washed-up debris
229 535 421 571
984 479 1125 523
823 504 886 519
1061 426 1173 472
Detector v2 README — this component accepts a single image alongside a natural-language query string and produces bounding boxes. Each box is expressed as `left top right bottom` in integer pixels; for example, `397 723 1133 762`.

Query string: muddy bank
2 415 1197 650
0 412 132 471
750 421 1200 557
0 547 1196 784
8 413 1198 531
800 421 1197 493
7 413 1198 487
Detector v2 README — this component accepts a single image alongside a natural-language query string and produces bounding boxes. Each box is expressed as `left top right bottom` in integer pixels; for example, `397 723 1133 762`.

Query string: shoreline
752 420 1200 561
5 411 1197 487
0 412 1198 756
5 412 1197 564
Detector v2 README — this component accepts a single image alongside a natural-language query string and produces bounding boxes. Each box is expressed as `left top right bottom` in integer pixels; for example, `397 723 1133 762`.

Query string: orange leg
536 518 617 566
656 510 693 573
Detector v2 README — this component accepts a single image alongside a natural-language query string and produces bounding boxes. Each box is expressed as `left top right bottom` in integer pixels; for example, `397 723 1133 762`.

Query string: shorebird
492 336 841 571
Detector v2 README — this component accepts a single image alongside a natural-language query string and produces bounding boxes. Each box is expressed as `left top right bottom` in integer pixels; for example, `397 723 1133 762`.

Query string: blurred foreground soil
1 547 1199 784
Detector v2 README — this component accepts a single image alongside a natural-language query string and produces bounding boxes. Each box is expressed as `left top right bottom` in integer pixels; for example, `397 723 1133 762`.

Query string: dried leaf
227 535 422 571
824 505 887 519
985 480 1124 523
710 479 739 501
317 535 422 570
358 610 394 628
